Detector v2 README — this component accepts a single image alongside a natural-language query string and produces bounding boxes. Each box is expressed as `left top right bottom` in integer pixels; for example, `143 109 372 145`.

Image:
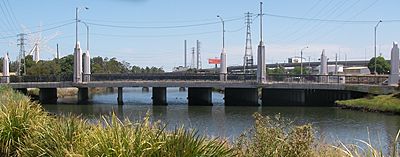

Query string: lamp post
300 46 308 75
217 15 225 49
217 15 227 81
79 21 90 51
374 20 382 75
75 7 89 44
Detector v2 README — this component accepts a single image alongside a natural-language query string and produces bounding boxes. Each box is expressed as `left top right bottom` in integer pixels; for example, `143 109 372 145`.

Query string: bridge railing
266 74 388 85
7 74 73 83
1 73 388 85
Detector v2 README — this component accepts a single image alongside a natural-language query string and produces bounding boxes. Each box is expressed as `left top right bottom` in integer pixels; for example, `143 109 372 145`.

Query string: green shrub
234 113 314 157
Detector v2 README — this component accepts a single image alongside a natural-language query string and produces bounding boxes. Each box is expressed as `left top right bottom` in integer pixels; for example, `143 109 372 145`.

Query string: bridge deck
6 80 396 95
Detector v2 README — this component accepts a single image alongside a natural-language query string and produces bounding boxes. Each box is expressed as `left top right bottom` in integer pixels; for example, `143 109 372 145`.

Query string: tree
268 66 286 75
368 56 390 74
291 66 309 75
58 55 74 76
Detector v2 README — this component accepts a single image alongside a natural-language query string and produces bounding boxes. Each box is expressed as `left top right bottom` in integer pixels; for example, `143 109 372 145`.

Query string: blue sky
0 0 399 71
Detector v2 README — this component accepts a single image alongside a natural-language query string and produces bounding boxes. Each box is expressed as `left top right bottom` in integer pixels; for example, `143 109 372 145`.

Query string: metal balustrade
0 73 389 85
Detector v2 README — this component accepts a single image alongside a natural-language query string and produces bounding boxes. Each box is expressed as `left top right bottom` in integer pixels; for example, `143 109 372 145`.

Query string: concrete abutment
225 88 259 106
262 88 366 106
188 87 212 106
78 88 89 104
39 88 57 104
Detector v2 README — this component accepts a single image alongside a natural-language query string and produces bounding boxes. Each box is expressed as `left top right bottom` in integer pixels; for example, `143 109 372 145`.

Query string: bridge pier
39 88 57 104
262 89 305 106
179 87 186 92
262 89 365 106
152 87 167 106
225 88 259 106
142 87 149 92
117 87 123 105
78 88 89 104
188 87 212 106
15 88 28 95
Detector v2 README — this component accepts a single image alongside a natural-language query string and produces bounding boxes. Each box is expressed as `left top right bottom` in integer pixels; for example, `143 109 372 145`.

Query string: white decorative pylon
320 49 328 75
389 42 399 86
2 53 9 83
83 50 91 82
73 42 83 83
220 48 227 81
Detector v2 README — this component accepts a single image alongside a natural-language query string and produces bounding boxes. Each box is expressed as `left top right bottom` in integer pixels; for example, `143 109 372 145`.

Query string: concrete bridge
4 74 396 106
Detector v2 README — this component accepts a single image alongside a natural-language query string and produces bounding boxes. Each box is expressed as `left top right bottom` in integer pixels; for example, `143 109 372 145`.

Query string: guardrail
0 73 388 85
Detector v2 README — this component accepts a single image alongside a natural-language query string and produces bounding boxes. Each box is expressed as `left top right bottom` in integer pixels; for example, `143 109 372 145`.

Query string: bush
234 113 314 157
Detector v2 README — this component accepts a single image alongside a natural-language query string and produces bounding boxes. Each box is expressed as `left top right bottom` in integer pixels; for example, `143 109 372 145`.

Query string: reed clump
0 87 233 157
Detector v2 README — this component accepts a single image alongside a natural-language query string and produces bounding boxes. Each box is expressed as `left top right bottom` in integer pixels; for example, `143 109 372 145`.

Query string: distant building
172 66 189 72
344 67 370 75
288 57 306 63
316 65 344 74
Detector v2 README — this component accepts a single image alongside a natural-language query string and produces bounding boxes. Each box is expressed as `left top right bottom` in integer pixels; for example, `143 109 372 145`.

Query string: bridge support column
225 88 259 106
179 87 186 92
142 87 149 92
15 88 28 95
188 87 212 106
39 88 57 104
152 87 167 106
117 87 123 105
78 88 89 104
262 89 305 106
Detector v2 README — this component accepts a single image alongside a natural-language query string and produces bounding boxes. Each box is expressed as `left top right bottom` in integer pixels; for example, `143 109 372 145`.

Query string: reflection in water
43 87 400 151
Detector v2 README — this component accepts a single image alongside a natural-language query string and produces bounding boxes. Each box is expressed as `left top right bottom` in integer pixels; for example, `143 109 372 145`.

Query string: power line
283 0 357 43
0 21 74 40
0 19 75 33
85 17 244 29
3 0 20 30
309 0 381 42
0 0 15 34
83 16 243 24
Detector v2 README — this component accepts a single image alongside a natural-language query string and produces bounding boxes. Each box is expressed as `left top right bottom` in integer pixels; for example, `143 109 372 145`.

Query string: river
42 87 400 151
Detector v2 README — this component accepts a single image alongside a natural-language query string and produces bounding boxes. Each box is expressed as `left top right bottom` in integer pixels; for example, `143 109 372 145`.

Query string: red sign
208 58 221 64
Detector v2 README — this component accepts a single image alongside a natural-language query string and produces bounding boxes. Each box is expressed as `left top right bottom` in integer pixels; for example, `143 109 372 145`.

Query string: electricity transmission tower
243 12 254 73
196 40 202 69
17 33 27 76
191 47 195 69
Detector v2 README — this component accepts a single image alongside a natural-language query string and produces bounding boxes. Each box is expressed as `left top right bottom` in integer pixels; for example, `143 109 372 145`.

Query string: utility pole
243 12 254 74
196 40 201 69
17 33 26 76
335 53 338 74
217 15 227 81
374 20 382 75
184 40 187 68
56 44 59 59
256 2 266 83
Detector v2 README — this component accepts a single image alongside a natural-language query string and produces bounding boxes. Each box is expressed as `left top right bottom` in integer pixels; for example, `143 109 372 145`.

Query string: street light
79 21 90 51
75 7 89 44
217 15 227 81
300 46 309 75
216 15 225 49
374 20 382 75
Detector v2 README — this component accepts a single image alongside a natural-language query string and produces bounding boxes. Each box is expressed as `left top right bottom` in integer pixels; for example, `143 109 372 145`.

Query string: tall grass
0 87 233 156
234 113 315 157
0 86 399 157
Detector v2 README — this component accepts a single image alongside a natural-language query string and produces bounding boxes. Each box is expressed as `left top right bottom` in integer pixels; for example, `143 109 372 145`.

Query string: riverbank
1 86 399 156
27 87 109 98
336 93 400 114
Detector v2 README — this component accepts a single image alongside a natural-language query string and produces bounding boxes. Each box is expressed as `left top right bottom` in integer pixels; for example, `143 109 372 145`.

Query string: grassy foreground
336 93 400 114
0 86 399 157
